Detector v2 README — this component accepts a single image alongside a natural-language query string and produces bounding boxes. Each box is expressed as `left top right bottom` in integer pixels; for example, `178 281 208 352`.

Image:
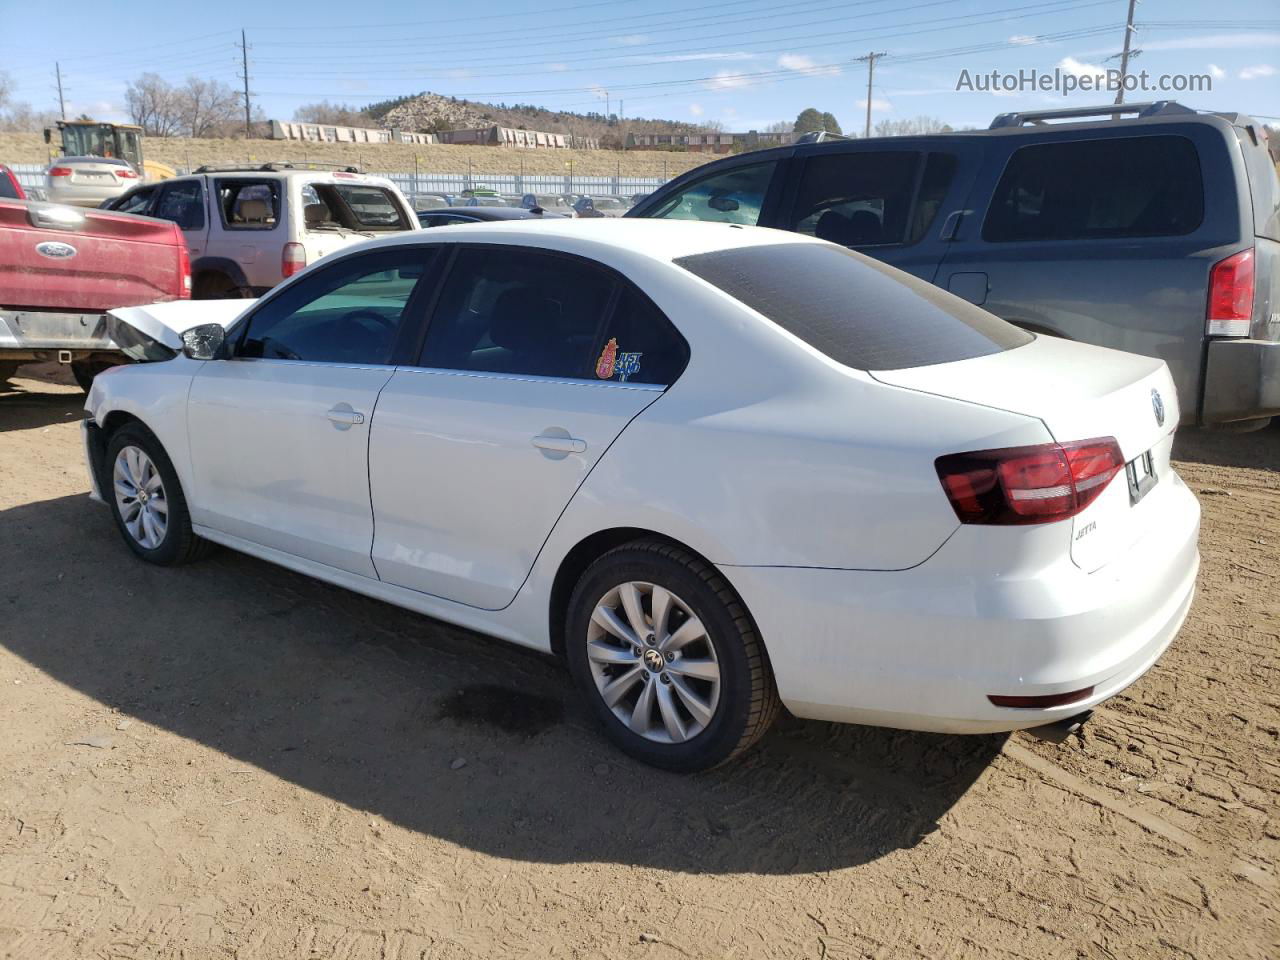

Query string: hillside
368 92 706 145
0 132 714 179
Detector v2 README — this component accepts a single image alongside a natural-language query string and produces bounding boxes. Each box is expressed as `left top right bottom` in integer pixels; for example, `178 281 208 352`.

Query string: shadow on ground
1173 420 1280 472
0 380 84 433
0 492 1002 875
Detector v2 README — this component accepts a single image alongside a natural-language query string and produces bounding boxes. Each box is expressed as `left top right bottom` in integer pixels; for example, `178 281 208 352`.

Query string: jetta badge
35 240 77 260
1151 388 1165 427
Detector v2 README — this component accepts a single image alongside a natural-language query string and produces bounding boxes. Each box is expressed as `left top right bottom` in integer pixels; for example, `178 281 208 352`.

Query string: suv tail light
282 242 306 278
117 168 139 179
175 234 192 300
1206 248 1255 337
48 166 72 177
936 438 1124 525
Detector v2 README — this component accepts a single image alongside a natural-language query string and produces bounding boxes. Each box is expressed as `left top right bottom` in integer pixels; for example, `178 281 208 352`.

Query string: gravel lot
1 366 1276 959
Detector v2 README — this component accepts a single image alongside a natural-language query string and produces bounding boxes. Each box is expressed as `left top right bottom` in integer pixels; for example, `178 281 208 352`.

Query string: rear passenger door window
216 179 281 230
153 180 205 231
648 162 776 226
593 286 688 385
789 151 922 246
982 136 1204 242
419 247 616 379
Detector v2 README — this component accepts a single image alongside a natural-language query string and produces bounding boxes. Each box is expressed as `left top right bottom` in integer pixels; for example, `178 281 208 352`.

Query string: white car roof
373 218 822 264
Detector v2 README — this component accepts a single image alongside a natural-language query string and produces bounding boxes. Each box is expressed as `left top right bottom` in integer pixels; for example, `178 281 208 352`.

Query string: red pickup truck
0 199 191 390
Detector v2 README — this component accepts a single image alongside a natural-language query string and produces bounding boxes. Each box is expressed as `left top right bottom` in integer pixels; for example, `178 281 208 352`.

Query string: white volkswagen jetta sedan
83 219 1200 771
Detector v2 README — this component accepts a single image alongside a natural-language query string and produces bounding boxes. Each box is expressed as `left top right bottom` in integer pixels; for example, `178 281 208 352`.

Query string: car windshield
676 243 1031 371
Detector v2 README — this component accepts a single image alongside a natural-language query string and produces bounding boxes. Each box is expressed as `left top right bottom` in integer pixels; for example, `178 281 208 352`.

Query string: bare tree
294 100 372 126
178 77 241 138
125 73 182 137
872 115 953 137
699 119 727 132
0 69 58 132
763 120 792 134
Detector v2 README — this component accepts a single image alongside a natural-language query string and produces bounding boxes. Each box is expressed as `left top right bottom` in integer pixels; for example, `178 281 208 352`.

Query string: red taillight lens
1206 248 1255 337
281 242 306 278
936 438 1124 525
117 168 139 179
176 235 191 300
49 166 72 177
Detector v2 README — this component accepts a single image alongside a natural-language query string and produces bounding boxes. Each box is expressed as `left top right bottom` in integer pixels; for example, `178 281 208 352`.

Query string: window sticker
594 338 643 381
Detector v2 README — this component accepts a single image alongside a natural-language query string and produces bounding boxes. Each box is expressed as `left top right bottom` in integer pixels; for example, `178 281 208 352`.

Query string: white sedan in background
83 220 1200 771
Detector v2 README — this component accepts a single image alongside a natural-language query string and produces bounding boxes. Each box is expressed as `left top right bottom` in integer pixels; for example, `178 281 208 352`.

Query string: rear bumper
727 471 1201 734
0 310 120 359
1201 338 1280 424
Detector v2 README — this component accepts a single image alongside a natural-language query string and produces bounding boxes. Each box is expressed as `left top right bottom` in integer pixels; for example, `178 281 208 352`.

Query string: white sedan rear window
674 243 1031 371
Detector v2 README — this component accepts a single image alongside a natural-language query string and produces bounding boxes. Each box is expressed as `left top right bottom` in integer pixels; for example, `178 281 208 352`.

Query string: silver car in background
46 156 141 207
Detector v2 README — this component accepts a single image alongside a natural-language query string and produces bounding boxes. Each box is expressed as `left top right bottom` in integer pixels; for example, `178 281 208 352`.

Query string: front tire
105 423 211 565
565 539 779 771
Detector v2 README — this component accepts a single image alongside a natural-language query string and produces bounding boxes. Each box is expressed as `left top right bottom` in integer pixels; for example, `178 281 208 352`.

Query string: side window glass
239 248 433 364
154 181 205 231
592 287 689 386
115 186 157 214
216 179 281 230
982 136 1204 242
650 162 775 225
420 247 615 379
908 152 958 243
789 151 920 246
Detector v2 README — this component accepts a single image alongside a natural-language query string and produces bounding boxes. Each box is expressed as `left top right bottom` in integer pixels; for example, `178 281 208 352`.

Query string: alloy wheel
113 445 169 550
585 581 722 744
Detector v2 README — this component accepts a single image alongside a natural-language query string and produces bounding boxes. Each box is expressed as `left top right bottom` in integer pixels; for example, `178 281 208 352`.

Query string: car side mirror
43 127 52 144
181 324 226 361
708 196 740 213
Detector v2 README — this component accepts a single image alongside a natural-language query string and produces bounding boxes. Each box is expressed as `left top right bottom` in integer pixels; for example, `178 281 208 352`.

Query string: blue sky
3 0 1277 133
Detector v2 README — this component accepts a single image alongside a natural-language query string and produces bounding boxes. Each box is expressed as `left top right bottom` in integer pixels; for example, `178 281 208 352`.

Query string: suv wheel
565 539 780 771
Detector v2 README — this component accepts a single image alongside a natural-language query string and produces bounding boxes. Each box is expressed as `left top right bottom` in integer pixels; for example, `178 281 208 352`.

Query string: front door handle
326 404 366 430
532 434 586 454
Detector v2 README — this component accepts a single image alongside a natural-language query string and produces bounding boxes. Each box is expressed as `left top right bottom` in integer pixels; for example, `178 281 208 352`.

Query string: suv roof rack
988 101 1197 129
192 162 363 174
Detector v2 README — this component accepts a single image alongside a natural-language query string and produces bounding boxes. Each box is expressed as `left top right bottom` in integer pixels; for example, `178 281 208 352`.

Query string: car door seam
365 366 400 582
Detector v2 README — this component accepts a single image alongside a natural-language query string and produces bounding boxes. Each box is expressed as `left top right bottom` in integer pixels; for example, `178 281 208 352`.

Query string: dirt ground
0 132 712 180
0 365 1276 960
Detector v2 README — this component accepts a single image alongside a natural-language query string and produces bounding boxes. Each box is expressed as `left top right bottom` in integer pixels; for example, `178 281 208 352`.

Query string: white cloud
689 103 704 117
706 70 752 90
856 97 893 112
1208 63 1226 79
1008 34 1038 45
1059 56 1109 82
1239 64 1276 80
777 53 842 77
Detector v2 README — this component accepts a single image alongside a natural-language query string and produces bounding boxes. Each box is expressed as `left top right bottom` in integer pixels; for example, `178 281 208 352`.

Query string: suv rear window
675 243 1031 371
983 136 1204 242
303 182 408 230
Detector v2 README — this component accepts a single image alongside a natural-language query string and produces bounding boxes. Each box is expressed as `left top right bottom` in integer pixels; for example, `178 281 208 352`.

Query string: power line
238 29 252 138
1113 0 1139 105
54 62 66 121
854 52 886 138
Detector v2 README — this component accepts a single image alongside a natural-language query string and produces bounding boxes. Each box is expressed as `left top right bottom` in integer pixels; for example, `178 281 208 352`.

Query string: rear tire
104 423 212 565
194 272 246 300
0 362 20 388
565 539 780 772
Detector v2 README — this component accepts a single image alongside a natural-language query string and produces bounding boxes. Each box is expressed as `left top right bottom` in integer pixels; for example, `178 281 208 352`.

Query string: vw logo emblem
35 240 77 260
1151 388 1165 427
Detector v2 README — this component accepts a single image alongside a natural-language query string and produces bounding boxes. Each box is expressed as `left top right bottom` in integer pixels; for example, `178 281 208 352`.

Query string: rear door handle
532 434 586 453
326 404 366 429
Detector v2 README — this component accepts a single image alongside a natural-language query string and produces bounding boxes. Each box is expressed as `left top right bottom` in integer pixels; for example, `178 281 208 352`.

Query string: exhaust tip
1026 709 1093 744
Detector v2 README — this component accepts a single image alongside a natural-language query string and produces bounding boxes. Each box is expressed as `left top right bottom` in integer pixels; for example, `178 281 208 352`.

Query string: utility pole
54 62 66 120
855 52 886 138
1113 0 1139 104
238 29 252 139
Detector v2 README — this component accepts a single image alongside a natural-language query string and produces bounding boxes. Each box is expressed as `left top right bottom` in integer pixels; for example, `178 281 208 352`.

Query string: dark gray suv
628 102 1280 429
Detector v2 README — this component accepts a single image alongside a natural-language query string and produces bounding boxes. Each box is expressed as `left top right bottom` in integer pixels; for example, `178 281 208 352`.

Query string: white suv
104 164 417 299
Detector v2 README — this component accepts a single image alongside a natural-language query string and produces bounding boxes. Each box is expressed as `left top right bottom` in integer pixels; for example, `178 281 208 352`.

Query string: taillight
935 438 1124 525
117 168 139 179
1206 248 1255 337
176 235 191 300
49 166 72 177
282 242 306 278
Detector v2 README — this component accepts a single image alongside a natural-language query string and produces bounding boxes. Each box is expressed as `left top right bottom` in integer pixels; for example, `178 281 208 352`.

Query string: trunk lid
871 335 1181 572
0 200 185 311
